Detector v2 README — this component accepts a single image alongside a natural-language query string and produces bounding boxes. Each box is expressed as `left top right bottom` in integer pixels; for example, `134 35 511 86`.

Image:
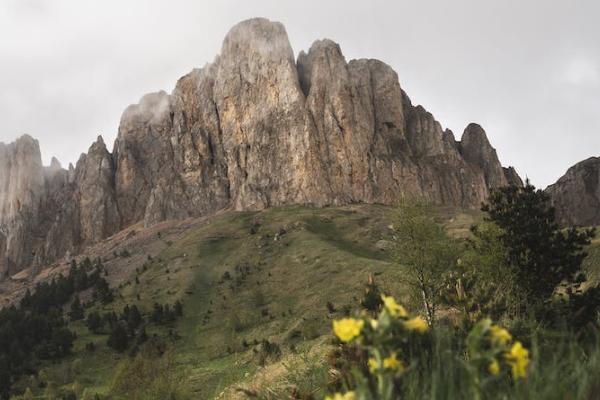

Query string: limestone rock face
0 18 522 278
0 135 122 277
503 166 524 187
298 39 411 204
212 19 326 210
459 123 509 189
0 135 45 276
75 136 120 244
546 157 600 227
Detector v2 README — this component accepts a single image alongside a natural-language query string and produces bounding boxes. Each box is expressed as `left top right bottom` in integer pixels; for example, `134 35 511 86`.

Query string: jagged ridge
0 18 521 278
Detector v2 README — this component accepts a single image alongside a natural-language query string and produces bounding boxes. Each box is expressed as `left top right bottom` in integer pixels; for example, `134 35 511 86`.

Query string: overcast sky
1 0 598 188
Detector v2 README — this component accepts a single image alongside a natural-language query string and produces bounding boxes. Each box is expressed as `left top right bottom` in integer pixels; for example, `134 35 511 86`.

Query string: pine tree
107 323 129 353
174 300 183 317
151 303 164 324
127 305 142 330
69 296 85 321
85 311 104 333
93 278 113 305
483 182 595 306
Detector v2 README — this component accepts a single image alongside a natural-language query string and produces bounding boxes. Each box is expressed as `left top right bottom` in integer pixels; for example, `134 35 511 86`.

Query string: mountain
547 157 600 227
0 18 520 279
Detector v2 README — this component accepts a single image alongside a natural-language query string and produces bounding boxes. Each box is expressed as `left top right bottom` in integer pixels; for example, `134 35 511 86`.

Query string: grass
10 204 488 399
11 204 600 399
584 235 600 282
14 205 422 399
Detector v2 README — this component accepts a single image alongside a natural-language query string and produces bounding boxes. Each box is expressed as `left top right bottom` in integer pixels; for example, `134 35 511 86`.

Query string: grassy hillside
11 204 482 399
583 232 600 283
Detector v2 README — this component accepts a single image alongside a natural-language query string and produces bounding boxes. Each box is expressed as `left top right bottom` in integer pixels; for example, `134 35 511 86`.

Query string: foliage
444 222 519 321
257 355 329 399
150 302 178 325
93 278 113 305
391 202 460 323
110 350 190 400
360 274 383 315
256 340 282 366
107 323 129 353
465 318 529 399
482 183 595 310
326 296 532 400
327 295 430 399
0 258 110 398
68 296 85 322
4 204 600 398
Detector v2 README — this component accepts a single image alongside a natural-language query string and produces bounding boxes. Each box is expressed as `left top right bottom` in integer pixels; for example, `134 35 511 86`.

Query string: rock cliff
546 157 600 227
0 18 521 278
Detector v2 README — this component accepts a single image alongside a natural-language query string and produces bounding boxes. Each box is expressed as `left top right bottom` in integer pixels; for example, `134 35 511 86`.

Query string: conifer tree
483 182 595 306
69 296 85 321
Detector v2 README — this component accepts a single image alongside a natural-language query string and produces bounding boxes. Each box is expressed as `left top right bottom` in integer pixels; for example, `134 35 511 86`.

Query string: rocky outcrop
0 135 123 278
0 18 521 278
546 157 600 227
0 135 45 276
75 136 120 244
459 123 511 189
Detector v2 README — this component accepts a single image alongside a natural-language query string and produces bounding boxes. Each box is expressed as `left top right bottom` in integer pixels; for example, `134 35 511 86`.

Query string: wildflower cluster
327 295 429 400
466 318 530 382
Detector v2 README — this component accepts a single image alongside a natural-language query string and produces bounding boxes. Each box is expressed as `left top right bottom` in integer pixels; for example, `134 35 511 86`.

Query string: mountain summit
0 18 520 278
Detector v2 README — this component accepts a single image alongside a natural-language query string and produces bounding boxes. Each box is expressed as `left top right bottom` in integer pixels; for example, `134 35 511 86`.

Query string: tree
482 183 595 309
127 305 143 330
151 303 164 324
49 328 75 358
391 201 460 324
445 223 519 321
136 328 148 345
69 296 85 321
93 278 113 305
173 301 183 317
107 324 129 353
85 311 104 334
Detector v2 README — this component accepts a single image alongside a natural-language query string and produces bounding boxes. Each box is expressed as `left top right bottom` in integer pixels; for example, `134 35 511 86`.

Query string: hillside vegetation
7 196 600 400
6 205 476 399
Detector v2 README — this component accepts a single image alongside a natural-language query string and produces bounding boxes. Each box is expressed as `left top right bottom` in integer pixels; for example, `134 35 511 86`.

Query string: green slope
15 205 484 399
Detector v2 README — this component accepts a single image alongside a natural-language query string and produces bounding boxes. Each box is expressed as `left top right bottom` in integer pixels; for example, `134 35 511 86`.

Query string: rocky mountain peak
297 39 345 96
459 123 509 188
49 156 62 171
461 123 489 144
221 18 294 63
0 18 522 279
0 134 44 219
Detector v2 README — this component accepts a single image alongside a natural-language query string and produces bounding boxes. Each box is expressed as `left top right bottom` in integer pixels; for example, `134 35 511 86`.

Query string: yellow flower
404 316 429 333
325 391 356 400
381 295 408 317
488 360 500 376
370 318 379 330
333 318 364 342
368 357 379 373
490 325 512 345
383 353 404 372
505 341 529 379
